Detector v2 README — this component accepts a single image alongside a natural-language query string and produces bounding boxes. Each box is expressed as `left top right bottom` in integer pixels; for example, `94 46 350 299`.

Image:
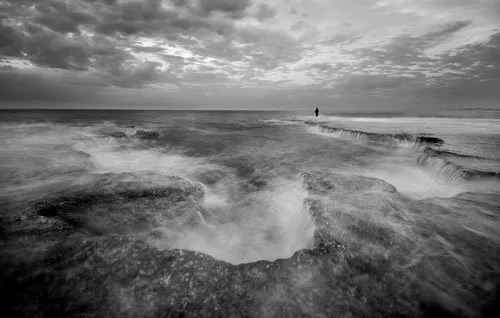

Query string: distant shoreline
444 108 500 111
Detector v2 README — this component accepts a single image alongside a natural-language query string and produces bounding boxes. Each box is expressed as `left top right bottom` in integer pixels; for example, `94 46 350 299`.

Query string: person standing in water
314 107 319 117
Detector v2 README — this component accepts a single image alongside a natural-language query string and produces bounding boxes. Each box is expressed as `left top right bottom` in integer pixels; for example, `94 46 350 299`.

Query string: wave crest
303 121 500 183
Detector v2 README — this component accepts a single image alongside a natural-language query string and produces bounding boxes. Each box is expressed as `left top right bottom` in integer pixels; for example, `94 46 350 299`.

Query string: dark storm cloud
90 0 190 36
33 0 96 34
0 22 24 56
22 28 92 71
88 1 232 36
0 0 124 72
0 16 135 75
0 0 266 95
0 0 259 57
1 0 309 107
86 0 252 36
0 0 252 53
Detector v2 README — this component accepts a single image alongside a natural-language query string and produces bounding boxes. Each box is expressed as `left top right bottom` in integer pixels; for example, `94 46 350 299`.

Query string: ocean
1 109 499 317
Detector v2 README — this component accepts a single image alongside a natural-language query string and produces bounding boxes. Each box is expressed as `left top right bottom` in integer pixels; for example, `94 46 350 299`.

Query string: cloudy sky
1 0 499 110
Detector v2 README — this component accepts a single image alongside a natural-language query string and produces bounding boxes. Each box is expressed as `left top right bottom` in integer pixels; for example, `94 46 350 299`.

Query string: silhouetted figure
314 107 319 117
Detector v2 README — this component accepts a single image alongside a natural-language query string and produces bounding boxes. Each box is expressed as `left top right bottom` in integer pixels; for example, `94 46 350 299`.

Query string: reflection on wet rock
132 130 160 140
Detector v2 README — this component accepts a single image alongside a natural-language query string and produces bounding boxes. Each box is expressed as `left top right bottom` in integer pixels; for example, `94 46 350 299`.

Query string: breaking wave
301 121 500 183
305 122 414 146
416 148 500 183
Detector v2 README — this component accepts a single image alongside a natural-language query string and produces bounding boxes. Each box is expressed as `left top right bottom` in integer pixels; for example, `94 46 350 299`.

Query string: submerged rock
132 130 159 140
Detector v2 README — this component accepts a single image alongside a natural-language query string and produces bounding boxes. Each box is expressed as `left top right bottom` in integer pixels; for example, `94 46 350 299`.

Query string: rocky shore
1 172 499 317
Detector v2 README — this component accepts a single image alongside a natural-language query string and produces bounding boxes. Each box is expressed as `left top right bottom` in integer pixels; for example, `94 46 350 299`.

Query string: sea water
0 109 499 315
1 109 499 263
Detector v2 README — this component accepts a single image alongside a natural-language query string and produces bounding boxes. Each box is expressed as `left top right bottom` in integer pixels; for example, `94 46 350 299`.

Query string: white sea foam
72 137 217 177
355 164 469 199
155 178 315 264
292 115 500 136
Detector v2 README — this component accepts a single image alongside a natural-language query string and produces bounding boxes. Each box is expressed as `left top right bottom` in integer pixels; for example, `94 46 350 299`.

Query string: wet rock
300 171 396 195
304 123 414 145
300 172 407 254
106 131 127 138
0 234 421 318
27 172 205 236
132 130 159 140
3 171 497 317
1 171 423 318
416 147 500 182
415 136 444 146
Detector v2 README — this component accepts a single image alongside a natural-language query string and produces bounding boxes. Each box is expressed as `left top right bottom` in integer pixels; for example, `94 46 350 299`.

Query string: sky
0 0 499 110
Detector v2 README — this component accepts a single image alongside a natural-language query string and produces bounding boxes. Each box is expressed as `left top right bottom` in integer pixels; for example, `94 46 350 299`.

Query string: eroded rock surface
300 172 500 317
300 171 407 251
24 173 204 235
1 172 499 317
